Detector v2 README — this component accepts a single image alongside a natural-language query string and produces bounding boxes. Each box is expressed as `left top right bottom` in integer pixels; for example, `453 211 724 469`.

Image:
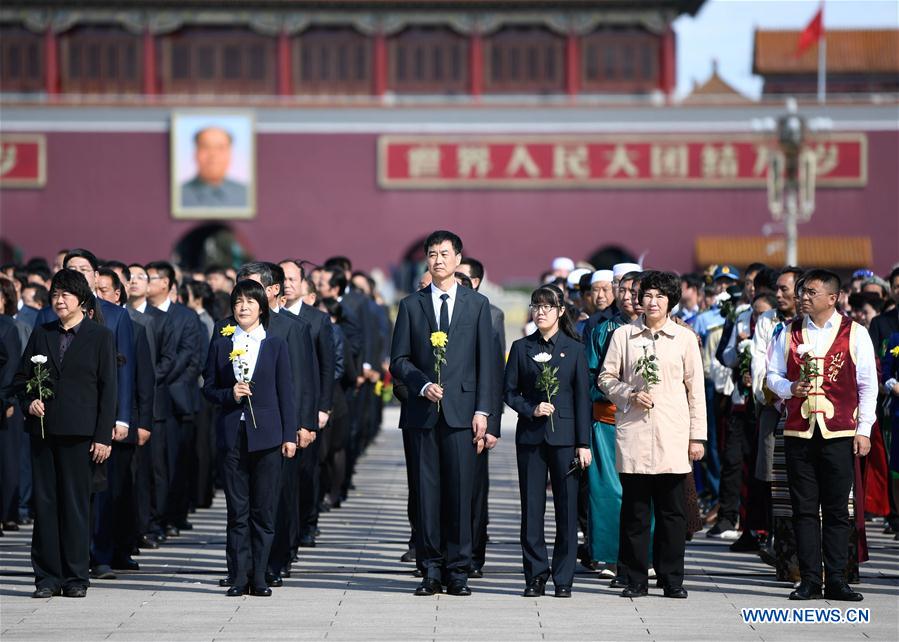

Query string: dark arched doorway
587 245 638 271
172 223 251 271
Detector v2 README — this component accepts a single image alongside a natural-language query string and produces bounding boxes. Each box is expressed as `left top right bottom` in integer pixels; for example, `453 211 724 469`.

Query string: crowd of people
0 234 895 604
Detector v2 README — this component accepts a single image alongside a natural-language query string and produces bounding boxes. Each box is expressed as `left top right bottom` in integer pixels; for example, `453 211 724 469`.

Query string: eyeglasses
798 288 830 300
129 274 148 282
529 304 559 314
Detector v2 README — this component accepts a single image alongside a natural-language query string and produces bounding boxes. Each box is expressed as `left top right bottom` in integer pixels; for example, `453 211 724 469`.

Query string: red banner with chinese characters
378 134 866 189
0 134 46 188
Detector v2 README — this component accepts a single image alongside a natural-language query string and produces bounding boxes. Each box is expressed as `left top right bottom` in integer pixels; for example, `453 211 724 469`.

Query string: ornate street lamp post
767 100 817 266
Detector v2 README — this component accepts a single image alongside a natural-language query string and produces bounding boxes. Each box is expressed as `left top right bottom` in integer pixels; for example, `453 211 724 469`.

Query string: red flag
796 6 824 57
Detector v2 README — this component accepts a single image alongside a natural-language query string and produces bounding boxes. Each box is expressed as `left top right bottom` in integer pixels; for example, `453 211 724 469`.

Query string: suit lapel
59 321 94 372
44 324 62 373
418 288 437 334
447 287 467 342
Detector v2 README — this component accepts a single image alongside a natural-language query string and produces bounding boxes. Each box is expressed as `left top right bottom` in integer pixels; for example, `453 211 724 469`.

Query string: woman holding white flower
15 269 117 599
599 270 706 599
203 280 296 598
504 284 591 598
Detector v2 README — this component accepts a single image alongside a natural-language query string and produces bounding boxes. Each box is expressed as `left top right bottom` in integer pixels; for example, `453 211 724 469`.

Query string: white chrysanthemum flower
532 352 552 364
30 355 48 365
796 344 815 357
738 339 753 353
714 291 731 304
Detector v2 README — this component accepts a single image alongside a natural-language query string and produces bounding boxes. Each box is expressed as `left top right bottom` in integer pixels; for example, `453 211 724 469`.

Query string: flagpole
818 34 826 104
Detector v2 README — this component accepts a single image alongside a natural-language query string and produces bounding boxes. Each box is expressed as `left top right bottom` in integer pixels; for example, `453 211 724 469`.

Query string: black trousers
297 436 321 536
784 430 854 587
222 423 282 588
134 440 153 536
0 411 22 523
193 398 215 509
30 434 93 590
92 442 135 566
471 448 489 569
401 428 418 553
619 473 687 589
269 454 297 576
408 417 476 583
517 441 578 587
718 407 756 525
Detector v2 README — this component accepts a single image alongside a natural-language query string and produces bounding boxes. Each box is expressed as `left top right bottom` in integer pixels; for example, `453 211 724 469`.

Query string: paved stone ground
2 407 897 641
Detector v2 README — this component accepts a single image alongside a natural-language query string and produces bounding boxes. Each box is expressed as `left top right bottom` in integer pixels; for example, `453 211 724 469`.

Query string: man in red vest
767 268 876 602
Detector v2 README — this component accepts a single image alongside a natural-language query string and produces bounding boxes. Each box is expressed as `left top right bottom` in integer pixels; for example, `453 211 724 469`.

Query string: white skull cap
551 257 575 272
612 262 642 278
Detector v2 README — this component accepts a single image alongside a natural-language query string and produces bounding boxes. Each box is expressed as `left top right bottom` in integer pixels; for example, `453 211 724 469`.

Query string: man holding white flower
766 268 877 602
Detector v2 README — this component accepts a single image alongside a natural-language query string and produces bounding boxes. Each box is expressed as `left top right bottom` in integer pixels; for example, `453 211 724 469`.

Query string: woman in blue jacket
203 280 296 597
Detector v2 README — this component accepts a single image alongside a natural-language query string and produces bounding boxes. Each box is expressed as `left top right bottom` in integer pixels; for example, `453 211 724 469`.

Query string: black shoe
554 586 572 598
2 521 19 531
446 580 471 596
226 585 248 597
609 577 628 589
414 579 441 596
824 583 863 602
413 568 422 578
63 586 87 598
90 565 117 580
152 532 168 544
523 577 546 597
319 498 333 513
468 566 483 579
173 520 193 531
219 577 234 587
663 586 688 599
789 581 823 600
165 525 180 538
111 558 140 571
137 535 160 550
729 532 760 553
621 585 648 598
400 549 415 563
265 573 283 587
251 586 272 597
281 568 292 578
32 587 60 599
131 546 141 556
298 534 316 548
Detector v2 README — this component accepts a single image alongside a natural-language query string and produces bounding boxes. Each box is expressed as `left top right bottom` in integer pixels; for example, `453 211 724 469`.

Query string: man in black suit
390 230 495 597
213 263 317 586
457 257 505 578
144 261 202 537
92 269 155 574
0 313 23 530
17 269 117 598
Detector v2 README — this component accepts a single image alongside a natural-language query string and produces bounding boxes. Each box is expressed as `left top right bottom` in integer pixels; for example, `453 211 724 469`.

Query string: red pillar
469 32 483 99
142 29 157 96
277 31 292 96
44 27 58 96
659 26 676 101
373 32 387 97
565 33 579 97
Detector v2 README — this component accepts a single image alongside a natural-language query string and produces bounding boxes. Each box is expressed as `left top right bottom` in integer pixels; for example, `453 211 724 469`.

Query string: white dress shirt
232 324 266 420
419 281 458 398
285 300 303 316
135 300 147 314
155 298 172 313
766 310 877 438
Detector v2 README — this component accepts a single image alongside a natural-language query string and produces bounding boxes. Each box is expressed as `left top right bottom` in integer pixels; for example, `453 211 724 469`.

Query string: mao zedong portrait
181 126 248 209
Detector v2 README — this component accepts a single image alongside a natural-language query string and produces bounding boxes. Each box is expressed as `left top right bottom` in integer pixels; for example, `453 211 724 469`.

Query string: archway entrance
587 245 638 271
172 223 251 271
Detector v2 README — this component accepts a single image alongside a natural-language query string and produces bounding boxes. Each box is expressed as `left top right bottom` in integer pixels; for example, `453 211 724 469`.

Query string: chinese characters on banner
0 134 46 188
378 135 867 189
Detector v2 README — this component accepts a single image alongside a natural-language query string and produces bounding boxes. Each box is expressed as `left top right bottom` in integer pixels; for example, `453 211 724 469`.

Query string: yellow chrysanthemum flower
229 348 246 362
430 331 448 348
221 324 236 337
891 345 899 357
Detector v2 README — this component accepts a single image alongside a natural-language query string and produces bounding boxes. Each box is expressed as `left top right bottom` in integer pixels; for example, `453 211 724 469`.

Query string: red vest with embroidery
784 315 858 439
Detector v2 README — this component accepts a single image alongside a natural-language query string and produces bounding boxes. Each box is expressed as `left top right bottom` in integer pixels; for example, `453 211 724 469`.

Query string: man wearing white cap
612 263 642 288
552 257 576 280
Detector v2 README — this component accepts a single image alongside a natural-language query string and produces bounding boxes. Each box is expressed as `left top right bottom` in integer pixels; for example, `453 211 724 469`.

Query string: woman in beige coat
599 270 706 599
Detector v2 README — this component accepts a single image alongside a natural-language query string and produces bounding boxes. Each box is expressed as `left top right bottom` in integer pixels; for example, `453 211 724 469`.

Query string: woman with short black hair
203 279 296 597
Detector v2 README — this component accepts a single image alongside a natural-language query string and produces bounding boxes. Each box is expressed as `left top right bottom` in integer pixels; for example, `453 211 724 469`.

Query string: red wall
1 130 897 281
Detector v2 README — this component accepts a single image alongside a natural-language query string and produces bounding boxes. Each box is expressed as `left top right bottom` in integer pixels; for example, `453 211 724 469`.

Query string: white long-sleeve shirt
766 311 877 438
232 324 266 421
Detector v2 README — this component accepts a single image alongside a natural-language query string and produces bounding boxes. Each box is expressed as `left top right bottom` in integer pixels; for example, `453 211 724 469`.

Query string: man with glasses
767 269 876 602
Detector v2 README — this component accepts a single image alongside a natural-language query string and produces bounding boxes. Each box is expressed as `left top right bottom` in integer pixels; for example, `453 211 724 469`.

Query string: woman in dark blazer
504 284 592 598
16 269 117 599
203 280 297 597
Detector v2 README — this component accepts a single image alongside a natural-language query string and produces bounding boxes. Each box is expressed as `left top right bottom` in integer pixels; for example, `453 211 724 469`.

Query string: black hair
621 271 643 287
279 259 306 281
145 261 177 290
577 271 593 294
423 230 463 255
98 267 126 306
324 256 352 273
187 280 214 317
319 297 344 323
211 290 232 321
752 292 778 310
802 268 841 294
848 291 884 314
193 126 233 145
49 269 93 308
63 248 99 272
889 267 899 286
753 267 778 294
102 260 130 284
745 262 768 276
25 263 51 283
454 272 473 289
23 283 49 309
324 267 348 297
230 279 271 329
638 270 682 311
778 266 805 282
459 257 485 283
266 262 285 295
0 277 15 316
680 273 704 291
236 261 273 288
204 264 228 278
530 284 580 341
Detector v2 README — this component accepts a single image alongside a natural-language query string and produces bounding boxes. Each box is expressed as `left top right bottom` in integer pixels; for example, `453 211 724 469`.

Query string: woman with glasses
504 284 592 598
599 270 706 599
